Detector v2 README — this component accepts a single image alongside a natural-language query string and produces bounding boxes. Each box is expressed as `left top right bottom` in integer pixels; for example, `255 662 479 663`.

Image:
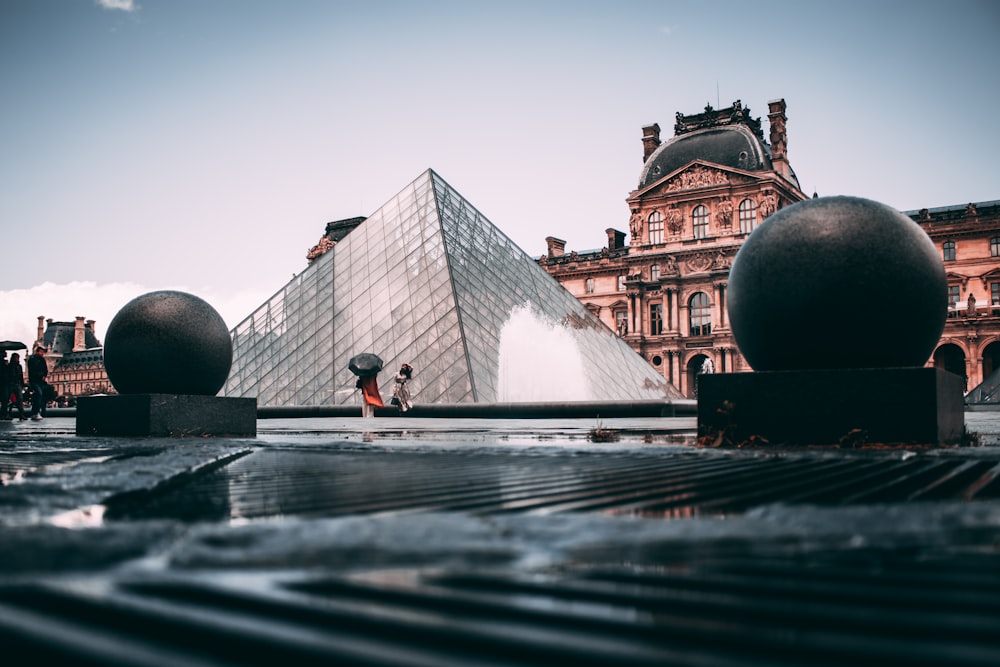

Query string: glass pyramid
223 169 682 406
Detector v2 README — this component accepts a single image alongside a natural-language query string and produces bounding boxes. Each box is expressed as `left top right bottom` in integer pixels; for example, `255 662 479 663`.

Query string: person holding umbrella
349 353 384 418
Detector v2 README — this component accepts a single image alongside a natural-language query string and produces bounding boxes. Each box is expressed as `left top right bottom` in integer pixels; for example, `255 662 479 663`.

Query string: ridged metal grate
2 444 999 665
0 545 998 666
103 448 1000 521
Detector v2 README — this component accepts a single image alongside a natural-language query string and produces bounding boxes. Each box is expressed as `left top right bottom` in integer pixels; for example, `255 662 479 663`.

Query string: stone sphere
727 196 946 371
104 290 233 395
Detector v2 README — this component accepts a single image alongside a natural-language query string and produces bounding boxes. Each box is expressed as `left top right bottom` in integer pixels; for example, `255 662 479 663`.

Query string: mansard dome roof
638 123 773 190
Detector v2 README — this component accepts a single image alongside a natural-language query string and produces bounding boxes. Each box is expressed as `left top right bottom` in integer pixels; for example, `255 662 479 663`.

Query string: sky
1 0 998 346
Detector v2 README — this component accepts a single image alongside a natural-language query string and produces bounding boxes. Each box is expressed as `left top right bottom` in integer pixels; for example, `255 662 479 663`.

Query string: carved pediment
656 162 758 197
662 164 730 193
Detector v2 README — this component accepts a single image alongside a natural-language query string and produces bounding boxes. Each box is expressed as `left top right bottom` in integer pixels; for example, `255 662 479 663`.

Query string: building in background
541 99 1000 396
542 99 807 396
923 200 1000 391
36 316 112 403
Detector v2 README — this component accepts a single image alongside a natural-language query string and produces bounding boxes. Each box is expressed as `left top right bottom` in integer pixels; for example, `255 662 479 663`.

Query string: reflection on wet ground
0 413 999 665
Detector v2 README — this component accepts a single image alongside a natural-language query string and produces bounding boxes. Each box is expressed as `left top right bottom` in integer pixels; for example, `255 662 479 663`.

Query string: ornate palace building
541 98 1000 397
926 200 1000 392
35 316 112 403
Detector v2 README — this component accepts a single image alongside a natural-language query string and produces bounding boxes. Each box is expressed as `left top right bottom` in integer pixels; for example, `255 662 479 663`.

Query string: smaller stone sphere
104 291 233 395
727 196 947 371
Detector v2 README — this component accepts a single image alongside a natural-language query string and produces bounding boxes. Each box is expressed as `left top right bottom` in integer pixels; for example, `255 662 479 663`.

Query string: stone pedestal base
76 394 257 437
697 367 964 446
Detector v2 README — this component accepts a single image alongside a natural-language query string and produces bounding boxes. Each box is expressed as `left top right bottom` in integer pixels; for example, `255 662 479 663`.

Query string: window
650 303 663 335
692 205 709 239
617 275 626 291
739 198 757 233
948 285 960 307
650 264 660 281
992 282 1000 306
585 278 594 294
689 292 712 336
648 211 664 245
615 310 628 335
992 237 1000 257
943 241 956 262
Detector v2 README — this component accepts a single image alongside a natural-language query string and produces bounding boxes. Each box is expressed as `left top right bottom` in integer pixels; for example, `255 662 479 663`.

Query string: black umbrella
348 353 384 377
0 341 26 351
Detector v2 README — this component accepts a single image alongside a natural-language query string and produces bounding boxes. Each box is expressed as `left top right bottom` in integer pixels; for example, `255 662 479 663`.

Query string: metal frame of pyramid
223 169 682 406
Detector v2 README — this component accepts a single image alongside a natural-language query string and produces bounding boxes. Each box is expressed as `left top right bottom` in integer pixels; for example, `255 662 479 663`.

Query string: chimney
641 123 661 162
767 99 792 181
74 316 86 352
606 228 626 251
545 236 566 258
87 320 97 342
36 316 45 345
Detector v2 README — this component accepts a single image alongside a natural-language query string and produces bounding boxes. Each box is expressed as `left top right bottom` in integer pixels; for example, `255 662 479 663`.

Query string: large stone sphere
104 291 232 395
727 196 947 371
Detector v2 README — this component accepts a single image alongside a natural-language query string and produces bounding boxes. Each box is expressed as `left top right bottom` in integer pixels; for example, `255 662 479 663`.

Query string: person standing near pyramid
356 373 384 418
392 363 413 413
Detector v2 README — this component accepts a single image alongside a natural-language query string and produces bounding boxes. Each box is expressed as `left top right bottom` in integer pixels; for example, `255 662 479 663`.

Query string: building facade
35 316 112 403
924 200 1000 391
542 99 1000 396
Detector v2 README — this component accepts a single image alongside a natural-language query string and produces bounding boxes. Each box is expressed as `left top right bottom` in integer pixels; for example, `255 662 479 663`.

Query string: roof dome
638 123 773 190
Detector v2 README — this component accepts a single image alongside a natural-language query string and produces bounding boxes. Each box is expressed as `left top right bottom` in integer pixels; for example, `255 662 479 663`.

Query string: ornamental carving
717 198 734 227
306 235 335 263
685 252 714 273
712 250 732 269
666 207 683 234
665 165 730 192
629 209 643 239
759 192 778 219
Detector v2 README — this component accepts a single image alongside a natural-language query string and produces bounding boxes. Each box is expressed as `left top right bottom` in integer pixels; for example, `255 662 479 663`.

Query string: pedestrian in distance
0 351 8 420
7 353 26 421
392 363 413 413
27 345 48 421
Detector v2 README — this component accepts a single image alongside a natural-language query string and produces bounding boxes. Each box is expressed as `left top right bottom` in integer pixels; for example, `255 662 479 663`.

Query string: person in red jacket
356 374 383 418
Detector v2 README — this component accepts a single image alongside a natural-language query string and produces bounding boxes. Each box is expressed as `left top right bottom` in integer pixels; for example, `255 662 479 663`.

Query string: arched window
689 292 712 336
692 205 709 239
648 211 665 245
943 241 956 261
650 264 660 281
991 237 1000 257
738 198 757 234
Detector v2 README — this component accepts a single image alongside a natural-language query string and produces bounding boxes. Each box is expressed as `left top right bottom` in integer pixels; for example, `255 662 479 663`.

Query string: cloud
0 282 268 348
96 0 137 12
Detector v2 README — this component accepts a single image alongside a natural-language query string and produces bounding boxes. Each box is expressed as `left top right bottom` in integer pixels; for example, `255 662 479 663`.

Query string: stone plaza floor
0 411 999 665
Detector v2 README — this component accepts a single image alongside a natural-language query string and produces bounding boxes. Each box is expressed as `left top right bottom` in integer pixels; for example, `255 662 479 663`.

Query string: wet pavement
0 412 999 665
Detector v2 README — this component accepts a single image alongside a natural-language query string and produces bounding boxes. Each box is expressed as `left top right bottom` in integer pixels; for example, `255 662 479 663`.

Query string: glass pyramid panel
223 169 681 406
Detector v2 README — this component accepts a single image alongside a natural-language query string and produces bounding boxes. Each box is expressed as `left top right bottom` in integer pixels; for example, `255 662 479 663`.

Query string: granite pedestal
76 394 257 437
697 367 964 445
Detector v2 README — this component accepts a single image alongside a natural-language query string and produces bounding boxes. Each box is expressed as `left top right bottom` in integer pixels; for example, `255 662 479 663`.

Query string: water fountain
497 304 591 402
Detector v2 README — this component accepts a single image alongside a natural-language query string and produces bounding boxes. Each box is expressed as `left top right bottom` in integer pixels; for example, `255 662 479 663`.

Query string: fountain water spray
497 304 591 402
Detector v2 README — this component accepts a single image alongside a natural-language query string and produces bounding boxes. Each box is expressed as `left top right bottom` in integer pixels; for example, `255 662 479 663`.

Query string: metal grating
103 448 1000 521
0 545 998 666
